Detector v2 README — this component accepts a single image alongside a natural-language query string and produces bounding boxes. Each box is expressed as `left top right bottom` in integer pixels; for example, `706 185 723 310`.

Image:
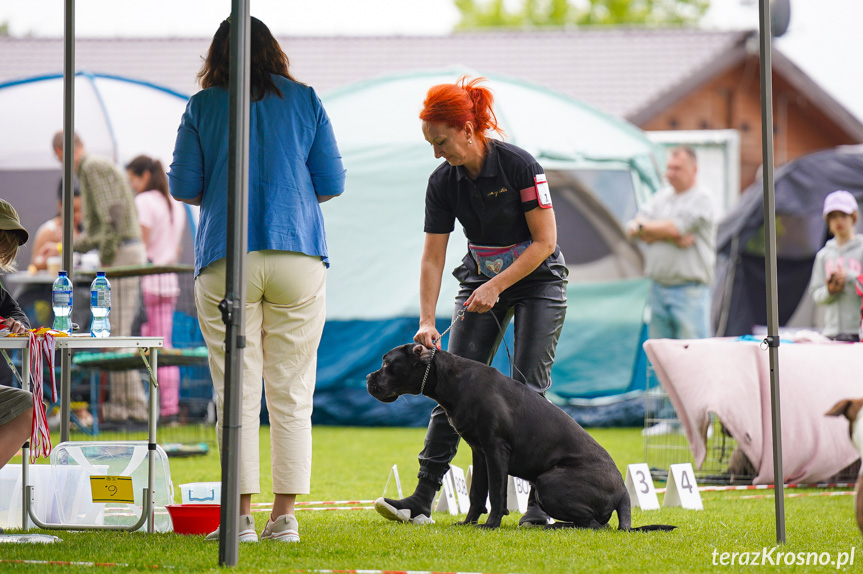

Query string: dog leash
418 306 542 394
487 312 533 387
419 309 466 395
419 347 436 396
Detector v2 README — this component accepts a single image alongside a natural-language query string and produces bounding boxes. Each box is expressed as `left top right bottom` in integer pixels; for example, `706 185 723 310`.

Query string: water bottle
51 270 73 334
89 271 111 338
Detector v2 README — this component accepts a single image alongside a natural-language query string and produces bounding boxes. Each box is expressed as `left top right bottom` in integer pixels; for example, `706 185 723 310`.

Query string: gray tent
712 145 863 336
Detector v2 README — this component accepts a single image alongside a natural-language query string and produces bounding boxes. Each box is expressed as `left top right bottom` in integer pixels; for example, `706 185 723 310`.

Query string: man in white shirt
626 146 717 435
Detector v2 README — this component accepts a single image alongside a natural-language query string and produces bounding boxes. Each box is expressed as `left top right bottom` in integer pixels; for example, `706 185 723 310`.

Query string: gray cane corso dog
366 343 675 531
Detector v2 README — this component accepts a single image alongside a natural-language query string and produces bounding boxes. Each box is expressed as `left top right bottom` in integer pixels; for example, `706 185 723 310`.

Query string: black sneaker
373 477 438 525
518 487 552 527
374 497 435 524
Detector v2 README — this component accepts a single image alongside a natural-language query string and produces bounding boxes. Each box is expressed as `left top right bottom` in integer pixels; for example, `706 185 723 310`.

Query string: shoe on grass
204 514 258 542
518 487 553 527
641 421 679 437
261 513 300 542
374 497 434 525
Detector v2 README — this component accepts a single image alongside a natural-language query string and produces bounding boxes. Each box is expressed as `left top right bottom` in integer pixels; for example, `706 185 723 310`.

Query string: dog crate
643 365 750 485
643 364 860 485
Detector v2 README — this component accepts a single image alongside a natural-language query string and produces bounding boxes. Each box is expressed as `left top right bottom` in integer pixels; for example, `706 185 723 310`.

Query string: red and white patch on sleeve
535 173 552 208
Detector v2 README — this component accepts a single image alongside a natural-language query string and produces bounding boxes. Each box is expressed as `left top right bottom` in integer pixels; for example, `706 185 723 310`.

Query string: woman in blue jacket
169 17 345 544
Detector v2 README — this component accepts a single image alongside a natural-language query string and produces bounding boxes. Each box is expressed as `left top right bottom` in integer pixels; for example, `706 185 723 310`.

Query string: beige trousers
101 241 148 421
195 250 326 495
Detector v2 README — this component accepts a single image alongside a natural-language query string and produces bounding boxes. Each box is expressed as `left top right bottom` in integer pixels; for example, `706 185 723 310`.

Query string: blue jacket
169 75 346 275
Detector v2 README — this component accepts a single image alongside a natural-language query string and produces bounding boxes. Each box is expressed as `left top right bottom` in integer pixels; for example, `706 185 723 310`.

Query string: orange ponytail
419 76 504 145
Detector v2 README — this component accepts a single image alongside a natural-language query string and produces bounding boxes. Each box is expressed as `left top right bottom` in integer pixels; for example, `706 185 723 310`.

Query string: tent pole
60 0 75 444
758 0 785 545
218 0 250 567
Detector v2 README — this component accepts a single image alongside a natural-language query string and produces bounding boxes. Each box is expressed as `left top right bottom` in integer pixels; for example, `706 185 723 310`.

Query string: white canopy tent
0 72 194 264
0 71 189 171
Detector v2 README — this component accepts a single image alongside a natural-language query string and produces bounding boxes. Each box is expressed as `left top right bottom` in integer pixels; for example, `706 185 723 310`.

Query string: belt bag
469 240 532 279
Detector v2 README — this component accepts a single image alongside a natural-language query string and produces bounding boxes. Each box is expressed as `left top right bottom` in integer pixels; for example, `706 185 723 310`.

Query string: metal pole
218 1 250 567
147 349 158 534
758 0 785 545
60 0 75 443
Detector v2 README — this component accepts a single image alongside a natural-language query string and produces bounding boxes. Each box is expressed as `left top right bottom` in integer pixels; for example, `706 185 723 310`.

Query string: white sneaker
641 421 678 437
261 513 300 542
204 514 258 542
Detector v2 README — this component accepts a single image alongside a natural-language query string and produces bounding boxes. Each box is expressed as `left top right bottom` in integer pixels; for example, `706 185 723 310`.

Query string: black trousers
416 275 567 486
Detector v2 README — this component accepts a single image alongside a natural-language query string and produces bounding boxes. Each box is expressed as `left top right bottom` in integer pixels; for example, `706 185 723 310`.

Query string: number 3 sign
624 463 660 510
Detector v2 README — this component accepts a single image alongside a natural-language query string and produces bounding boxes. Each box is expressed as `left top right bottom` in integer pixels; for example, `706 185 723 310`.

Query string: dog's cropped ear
412 344 434 363
826 399 861 422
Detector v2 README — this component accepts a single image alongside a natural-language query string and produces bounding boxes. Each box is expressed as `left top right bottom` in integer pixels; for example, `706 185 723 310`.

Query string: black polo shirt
424 139 544 246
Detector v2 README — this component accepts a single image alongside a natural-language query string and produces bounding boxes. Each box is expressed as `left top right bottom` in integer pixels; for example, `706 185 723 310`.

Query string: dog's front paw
464 505 486 519
476 520 501 529
456 517 479 526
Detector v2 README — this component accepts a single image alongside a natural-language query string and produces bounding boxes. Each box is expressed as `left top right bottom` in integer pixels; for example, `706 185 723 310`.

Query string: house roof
1 28 861 138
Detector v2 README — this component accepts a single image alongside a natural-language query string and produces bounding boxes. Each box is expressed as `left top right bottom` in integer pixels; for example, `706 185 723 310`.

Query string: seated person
0 199 34 478
31 180 83 271
809 190 863 342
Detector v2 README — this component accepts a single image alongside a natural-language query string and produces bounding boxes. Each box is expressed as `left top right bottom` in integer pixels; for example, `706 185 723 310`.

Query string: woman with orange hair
374 76 568 527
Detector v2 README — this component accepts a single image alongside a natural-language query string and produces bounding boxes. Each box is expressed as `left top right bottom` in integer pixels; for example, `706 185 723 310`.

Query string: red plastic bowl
166 504 221 535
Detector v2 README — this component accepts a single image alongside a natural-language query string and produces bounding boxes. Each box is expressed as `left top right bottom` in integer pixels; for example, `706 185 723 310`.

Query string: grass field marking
734 491 855 501
310 571 510 574
251 506 375 512
250 500 375 506
104 506 377 517
0 559 129 568
655 481 855 494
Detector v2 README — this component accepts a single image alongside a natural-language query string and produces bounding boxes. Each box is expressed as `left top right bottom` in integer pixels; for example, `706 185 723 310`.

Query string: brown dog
826 398 863 536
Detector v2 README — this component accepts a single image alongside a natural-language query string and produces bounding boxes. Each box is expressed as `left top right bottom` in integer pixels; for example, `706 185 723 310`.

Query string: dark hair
57 178 81 201
419 76 504 146
197 16 300 102
126 155 173 218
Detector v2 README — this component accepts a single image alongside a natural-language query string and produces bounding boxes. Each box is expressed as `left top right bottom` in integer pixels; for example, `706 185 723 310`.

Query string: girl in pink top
127 155 187 421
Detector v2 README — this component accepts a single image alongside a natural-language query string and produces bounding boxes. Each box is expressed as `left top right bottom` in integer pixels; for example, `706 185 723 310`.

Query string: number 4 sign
663 463 703 510
624 463 659 510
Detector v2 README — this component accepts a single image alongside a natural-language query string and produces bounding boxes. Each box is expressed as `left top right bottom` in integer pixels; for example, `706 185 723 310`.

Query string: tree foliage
454 0 711 28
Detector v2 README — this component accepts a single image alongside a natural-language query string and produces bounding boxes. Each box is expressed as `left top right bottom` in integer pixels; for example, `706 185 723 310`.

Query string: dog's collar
419 346 436 396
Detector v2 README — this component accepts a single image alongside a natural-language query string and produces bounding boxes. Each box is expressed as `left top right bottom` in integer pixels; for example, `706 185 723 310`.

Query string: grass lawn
3 426 861 573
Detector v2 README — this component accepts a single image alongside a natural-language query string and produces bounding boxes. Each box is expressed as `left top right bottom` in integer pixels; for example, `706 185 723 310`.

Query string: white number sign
450 465 471 514
382 463 403 499
507 476 531 513
624 463 660 510
663 463 703 510
435 469 459 515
